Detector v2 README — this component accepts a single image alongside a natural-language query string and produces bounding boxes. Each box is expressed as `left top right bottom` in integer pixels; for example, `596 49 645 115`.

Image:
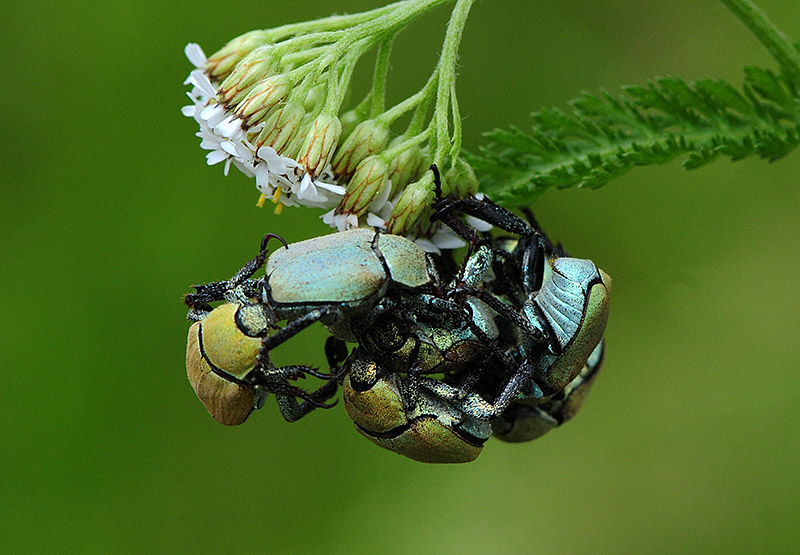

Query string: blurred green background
2 0 799 552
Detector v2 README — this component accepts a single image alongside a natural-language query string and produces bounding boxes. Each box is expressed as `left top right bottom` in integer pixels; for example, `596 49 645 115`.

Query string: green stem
406 69 440 135
281 46 329 68
433 0 474 164
379 75 438 124
384 128 432 158
261 1 414 42
719 0 800 88
370 38 395 118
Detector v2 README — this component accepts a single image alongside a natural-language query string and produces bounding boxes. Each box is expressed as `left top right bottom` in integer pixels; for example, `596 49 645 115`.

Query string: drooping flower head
181 0 485 251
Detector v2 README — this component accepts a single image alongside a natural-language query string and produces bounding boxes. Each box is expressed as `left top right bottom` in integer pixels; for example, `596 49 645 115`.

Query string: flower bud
442 157 479 198
296 113 343 178
254 100 306 154
386 171 435 235
386 139 425 199
303 85 325 113
337 155 390 217
218 46 278 107
234 74 293 127
207 30 269 81
331 119 390 180
339 104 368 140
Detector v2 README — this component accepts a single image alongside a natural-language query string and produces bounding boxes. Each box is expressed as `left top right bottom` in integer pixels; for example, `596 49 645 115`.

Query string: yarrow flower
182 45 345 214
181 0 482 251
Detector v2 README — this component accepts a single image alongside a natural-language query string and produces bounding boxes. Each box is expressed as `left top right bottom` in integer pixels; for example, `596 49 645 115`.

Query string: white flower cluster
182 44 345 214
181 43 485 253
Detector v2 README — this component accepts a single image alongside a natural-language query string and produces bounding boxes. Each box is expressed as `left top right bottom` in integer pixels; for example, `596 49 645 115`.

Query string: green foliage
468 66 800 206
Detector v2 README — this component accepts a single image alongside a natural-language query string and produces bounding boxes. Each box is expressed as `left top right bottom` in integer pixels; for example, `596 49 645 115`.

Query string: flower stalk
182 0 477 252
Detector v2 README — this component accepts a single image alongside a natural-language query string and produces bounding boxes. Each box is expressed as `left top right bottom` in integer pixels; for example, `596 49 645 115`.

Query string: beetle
342 367 492 464
185 300 340 425
184 227 482 424
489 340 605 442
425 193 611 422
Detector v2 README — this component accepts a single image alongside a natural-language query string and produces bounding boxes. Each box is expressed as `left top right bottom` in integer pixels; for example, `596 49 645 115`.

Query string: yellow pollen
256 194 267 208
274 203 284 215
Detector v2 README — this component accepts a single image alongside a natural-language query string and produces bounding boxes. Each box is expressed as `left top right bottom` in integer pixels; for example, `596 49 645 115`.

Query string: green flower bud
234 74 293 127
254 100 306 154
386 171 436 236
296 113 343 178
339 104 368 140
337 155 390 217
331 119 390 181
386 139 425 199
302 85 325 113
207 30 269 81
442 157 479 198
219 45 278 107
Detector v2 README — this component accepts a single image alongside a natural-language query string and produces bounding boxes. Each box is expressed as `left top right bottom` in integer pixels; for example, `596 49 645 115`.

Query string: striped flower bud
207 30 269 81
254 100 306 154
234 74 293 127
296 113 343 178
218 46 278 107
443 157 479 198
338 105 368 141
386 140 425 199
331 119 390 180
337 155 390 217
386 171 435 235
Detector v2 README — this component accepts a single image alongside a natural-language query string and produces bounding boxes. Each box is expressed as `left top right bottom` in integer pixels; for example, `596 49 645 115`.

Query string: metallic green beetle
186 301 338 425
183 229 442 424
490 340 605 442
428 194 611 422
342 372 492 464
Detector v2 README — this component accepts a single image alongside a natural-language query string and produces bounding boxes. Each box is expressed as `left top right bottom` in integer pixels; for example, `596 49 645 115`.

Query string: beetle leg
324 336 350 382
246 363 339 422
257 307 330 355
273 383 338 422
419 356 543 421
445 285 545 343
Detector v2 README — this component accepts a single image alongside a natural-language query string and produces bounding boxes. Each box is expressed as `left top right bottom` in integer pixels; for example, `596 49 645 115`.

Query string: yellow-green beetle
186 301 337 425
343 372 491 463
186 303 266 425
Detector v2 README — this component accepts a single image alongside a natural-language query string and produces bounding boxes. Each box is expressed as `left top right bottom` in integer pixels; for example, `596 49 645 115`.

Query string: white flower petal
313 179 346 196
431 227 466 250
217 115 244 140
465 215 493 232
185 43 208 69
414 238 440 255
220 140 239 156
206 150 229 165
188 69 217 98
366 213 387 228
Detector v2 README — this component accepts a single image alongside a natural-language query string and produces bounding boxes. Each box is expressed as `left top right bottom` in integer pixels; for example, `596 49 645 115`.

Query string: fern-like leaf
468 69 800 206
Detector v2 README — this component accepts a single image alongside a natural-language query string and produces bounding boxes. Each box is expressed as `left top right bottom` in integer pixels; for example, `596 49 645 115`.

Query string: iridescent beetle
422 193 611 425
184 225 494 426
343 372 492 464
339 189 611 461
341 290 500 463
490 340 605 442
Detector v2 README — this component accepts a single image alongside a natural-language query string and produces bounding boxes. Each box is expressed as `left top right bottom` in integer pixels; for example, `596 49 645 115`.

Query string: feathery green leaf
468 70 800 206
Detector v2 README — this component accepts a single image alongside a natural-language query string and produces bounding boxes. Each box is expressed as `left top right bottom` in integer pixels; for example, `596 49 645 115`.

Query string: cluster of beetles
184 171 611 463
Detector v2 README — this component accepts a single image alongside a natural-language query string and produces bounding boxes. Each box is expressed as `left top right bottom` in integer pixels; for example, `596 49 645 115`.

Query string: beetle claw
261 232 289 253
